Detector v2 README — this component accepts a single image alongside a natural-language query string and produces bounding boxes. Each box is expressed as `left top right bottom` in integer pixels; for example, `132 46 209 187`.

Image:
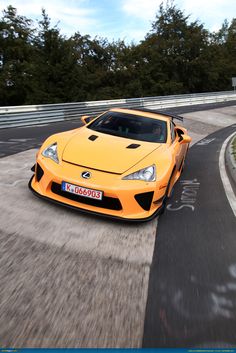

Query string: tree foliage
0 2 235 106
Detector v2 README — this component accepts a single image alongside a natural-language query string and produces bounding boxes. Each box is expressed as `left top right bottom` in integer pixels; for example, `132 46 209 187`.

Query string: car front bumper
29 156 167 221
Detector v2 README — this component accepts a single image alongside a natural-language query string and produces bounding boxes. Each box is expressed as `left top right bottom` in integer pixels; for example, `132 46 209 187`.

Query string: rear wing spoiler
128 107 183 122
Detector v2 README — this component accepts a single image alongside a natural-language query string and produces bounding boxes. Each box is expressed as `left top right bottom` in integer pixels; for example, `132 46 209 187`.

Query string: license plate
61 181 103 200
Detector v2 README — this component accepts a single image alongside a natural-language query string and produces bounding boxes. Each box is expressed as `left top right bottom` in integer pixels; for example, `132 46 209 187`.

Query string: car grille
51 182 122 211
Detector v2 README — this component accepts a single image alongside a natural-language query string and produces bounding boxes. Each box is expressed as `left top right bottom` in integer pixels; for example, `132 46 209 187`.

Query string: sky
1 0 236 43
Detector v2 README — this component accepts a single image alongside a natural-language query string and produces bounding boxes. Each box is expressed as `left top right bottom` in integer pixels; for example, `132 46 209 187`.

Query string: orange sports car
29 108 191 221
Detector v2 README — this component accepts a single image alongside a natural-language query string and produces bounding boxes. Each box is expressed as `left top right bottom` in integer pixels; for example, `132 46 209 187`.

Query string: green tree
207 19 236 91
0 5 34 105
28 9 80 104
0 2 235 106
226 19 236 79
141 1 212 95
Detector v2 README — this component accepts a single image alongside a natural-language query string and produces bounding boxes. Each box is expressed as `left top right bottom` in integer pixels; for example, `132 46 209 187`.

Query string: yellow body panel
62 127 162 174
29 108 191 221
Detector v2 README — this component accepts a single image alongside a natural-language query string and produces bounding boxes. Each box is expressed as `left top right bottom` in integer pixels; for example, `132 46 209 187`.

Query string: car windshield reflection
88 111 167 143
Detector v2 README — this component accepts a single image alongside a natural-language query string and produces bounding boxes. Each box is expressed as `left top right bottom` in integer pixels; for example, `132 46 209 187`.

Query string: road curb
225 133 236 188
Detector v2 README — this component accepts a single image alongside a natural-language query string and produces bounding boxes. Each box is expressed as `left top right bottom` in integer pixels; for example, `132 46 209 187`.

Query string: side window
170 122 176 143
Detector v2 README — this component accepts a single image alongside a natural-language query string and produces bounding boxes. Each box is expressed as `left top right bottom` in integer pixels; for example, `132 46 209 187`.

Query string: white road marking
0 141 15 144
229 264 236 278
167 179 200 212
16 124 48 128
9 138 35 142
219 132 236 217
196 138 215 146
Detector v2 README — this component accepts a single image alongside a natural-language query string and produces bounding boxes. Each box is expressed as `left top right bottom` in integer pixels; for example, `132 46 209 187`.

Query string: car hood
62 127 161 174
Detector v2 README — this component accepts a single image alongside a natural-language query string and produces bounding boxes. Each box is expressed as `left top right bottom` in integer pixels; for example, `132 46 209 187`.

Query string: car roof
110 107 183 123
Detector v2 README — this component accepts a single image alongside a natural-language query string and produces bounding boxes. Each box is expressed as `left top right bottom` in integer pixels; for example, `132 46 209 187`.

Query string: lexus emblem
81 171 91 179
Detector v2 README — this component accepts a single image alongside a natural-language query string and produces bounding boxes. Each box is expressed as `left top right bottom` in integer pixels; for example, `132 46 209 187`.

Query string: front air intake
51 182 122 211
135 191 154 211
35 163 44 182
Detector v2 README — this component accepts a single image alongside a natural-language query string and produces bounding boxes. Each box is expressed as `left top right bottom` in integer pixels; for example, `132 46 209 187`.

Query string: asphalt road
0 102 235 347
143 125 236 348
0 120 82 158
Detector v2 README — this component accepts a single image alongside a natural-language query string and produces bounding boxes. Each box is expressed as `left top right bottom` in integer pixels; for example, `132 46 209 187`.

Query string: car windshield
87 111 167 143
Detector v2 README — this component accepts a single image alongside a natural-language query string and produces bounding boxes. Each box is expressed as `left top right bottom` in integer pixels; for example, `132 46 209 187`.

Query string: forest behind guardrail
0 2 236 106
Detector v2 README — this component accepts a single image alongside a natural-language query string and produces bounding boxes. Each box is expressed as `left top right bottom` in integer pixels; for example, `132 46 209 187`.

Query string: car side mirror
81 115 95 125
179 134 192 145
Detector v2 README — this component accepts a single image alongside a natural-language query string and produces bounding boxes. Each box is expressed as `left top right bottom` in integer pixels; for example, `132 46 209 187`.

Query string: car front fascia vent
135 191 154 211
36 163 44 182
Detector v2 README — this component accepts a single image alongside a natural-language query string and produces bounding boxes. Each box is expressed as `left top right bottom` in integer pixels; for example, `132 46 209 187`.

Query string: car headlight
122 164 156 182
42 142 59 163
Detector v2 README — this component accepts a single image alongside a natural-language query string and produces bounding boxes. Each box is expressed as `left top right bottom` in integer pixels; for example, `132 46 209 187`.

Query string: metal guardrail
0 91 236 129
